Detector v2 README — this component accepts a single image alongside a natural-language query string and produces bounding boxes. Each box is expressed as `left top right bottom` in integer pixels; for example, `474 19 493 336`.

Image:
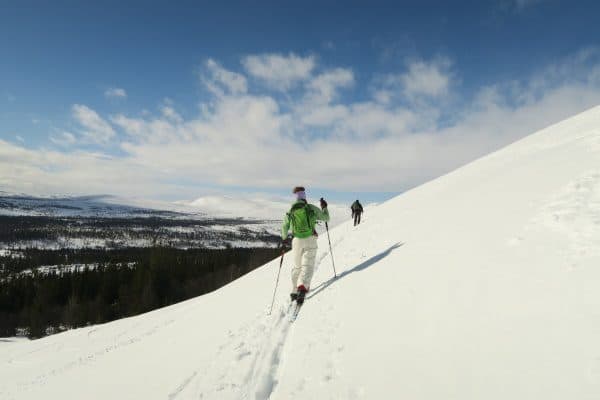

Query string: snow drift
2 106 600 399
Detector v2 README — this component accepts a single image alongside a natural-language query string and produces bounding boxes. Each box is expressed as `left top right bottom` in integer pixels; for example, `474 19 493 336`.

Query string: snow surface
2 106 600 399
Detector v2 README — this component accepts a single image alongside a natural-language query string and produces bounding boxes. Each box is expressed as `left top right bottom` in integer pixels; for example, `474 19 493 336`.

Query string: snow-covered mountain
0 193 212 219
181 195 354 227
2 106 600 399
0 193 355 250
0 194 282 249
0 192 353 224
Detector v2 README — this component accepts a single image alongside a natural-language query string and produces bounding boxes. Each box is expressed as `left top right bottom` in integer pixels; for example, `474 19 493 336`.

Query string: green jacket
282 201 330 239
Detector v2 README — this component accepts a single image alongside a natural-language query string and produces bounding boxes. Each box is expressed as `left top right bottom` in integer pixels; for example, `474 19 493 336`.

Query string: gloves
320 197 328 210
281 237 292 249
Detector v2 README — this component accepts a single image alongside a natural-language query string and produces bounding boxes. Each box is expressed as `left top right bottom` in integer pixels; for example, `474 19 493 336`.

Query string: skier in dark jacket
351 200 363 226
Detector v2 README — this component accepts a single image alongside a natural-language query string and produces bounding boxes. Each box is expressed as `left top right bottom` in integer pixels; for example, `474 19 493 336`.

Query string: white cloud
373 89 392 105
382 58 453 101
305 68 354 104
72 104 116 144
15 135 25 143
242 53 316 90
104 87 127 99
335 102 421 138
294 68 355 129
204 59 247 95
301 104 349 127
161 106 183 123
404 59 451 98
111 114 145 137
0 139 159 197
4 49 600 199
369 58 454 111
50 131 77 146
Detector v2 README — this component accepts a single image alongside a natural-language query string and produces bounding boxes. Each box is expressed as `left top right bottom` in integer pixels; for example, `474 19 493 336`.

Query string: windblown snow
2 106 600 399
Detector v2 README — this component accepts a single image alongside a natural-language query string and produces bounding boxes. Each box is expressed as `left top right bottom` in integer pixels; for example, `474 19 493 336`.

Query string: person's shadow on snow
307 242 404 300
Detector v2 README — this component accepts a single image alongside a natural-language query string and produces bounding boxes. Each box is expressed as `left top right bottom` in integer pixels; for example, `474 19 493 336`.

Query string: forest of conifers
0 246 281 338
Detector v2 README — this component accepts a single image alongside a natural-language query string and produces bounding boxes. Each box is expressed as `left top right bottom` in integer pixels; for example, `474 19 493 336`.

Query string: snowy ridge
2 106 600 399
0 194 204 219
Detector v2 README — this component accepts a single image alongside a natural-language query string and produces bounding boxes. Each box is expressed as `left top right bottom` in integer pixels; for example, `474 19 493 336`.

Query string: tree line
0 246 281 338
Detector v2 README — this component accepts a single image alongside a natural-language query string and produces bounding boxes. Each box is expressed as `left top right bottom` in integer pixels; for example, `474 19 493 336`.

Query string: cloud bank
3 49 600 199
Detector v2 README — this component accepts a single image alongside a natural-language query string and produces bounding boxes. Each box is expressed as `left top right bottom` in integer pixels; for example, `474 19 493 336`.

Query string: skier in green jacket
281 186 330 304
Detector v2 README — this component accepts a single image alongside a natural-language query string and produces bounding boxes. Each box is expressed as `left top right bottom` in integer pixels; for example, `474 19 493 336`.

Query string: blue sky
2 0 600 204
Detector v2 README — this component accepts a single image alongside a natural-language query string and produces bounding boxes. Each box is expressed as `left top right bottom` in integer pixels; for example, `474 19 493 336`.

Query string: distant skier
281 186 330 305
351 199 363 226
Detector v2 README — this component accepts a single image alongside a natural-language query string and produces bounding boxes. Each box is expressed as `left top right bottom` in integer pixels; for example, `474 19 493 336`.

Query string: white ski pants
291 236 318 291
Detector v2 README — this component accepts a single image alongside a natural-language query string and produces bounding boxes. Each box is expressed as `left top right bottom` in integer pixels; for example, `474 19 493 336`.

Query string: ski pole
268 247 285 315
325 222 337 278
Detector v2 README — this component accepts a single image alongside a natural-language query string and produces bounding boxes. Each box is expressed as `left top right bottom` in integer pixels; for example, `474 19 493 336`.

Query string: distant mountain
181 194 358 227
0 193 203 219
0 193 363 250
0 194 279 250
0 192 355 224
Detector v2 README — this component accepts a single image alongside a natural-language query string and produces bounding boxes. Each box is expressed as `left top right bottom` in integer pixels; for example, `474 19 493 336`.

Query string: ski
289 289 308 322
289 304 300 322
289 301 304 322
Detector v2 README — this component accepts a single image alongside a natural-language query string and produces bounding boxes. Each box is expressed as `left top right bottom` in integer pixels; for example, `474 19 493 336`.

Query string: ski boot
296 285 308 305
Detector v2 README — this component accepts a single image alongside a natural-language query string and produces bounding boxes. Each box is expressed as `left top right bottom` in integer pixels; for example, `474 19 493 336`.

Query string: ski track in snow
170 302 295 399
170 237 344 400
168 371 198 400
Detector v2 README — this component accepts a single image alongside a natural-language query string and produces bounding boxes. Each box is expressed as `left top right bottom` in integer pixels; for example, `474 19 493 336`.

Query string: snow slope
2 106 600 399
